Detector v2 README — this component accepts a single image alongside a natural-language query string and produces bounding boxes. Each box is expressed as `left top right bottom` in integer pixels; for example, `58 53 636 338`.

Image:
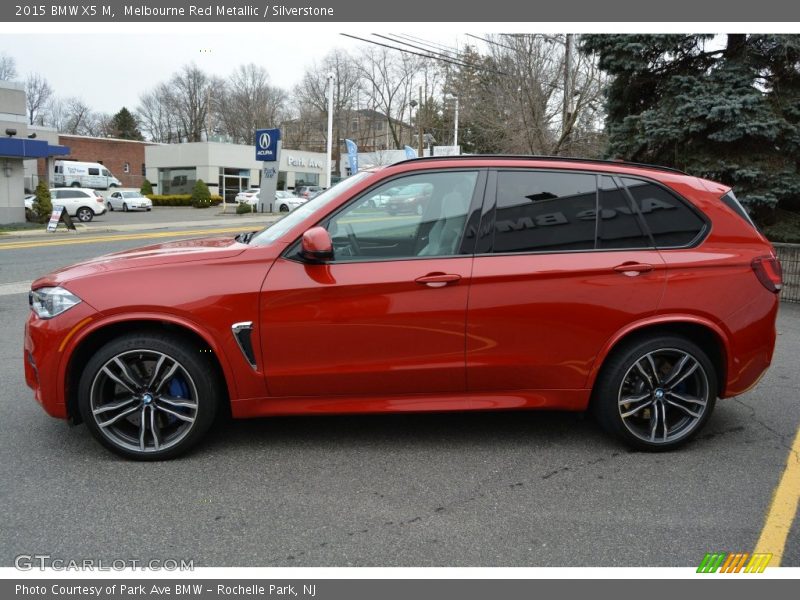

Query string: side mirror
300 226 334 262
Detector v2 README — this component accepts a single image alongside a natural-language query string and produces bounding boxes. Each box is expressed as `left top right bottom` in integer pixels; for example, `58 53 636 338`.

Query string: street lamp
325 72 335 188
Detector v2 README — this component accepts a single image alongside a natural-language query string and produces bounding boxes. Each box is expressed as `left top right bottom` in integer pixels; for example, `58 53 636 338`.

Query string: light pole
409 99 418 153
325 72 334 188
449 92 459 152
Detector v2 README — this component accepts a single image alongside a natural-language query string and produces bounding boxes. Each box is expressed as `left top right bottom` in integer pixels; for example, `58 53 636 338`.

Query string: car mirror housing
300 226 334 263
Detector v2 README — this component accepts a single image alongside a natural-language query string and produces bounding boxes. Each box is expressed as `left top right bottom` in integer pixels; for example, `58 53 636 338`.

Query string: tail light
751 255 783 293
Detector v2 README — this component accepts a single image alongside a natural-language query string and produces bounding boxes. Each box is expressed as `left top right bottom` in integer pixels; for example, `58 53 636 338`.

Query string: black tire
122 202 128 212
591 335 717 451
108 202 114 212
76 207 94 222
70 181 81 188
279 204 290 213
77 332 221 460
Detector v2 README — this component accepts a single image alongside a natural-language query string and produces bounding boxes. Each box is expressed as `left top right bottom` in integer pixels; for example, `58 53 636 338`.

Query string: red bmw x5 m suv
24 156 782 459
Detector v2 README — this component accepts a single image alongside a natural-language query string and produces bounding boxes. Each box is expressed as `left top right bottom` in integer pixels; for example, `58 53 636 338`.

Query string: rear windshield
721 191 757 229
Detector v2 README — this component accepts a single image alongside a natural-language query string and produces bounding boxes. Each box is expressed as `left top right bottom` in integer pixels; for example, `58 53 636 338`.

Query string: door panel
261 257 473 397
467 251 666 391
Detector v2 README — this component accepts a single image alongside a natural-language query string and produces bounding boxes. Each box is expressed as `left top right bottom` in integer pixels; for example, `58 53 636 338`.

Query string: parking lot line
754 426 800 565
0 226 257 250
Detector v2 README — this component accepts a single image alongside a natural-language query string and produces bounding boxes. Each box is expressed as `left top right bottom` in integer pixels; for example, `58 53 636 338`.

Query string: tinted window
721 191 756 229
88 168 100 176
597 176 652 249
493 171 597 253
622 178 706 247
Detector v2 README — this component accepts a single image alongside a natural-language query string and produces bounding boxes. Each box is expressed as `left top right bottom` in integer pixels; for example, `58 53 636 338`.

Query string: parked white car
274 190 306 213
235 188 261 204
49 188 107 222
107 191 153 212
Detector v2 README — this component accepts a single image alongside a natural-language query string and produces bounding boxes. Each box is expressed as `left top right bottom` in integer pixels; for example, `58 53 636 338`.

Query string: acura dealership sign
255 128 280 161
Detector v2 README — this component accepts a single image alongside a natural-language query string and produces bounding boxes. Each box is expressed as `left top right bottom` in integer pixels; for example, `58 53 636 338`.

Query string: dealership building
144 142 330 201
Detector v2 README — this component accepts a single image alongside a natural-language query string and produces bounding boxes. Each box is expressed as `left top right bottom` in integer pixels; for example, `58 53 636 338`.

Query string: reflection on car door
260 170 484 398
466 171 667 396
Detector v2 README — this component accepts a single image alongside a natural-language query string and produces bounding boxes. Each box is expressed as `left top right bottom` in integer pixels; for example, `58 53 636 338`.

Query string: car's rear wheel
76 207 93 222
592 336 717 451
70 182 81 188
78 333 220 460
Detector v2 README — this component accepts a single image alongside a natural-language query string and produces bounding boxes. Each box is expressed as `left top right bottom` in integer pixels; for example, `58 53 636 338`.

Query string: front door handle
415 273 462 288
613 262 654 276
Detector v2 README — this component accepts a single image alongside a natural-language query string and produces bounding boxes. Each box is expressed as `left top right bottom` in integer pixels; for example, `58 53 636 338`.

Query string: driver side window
327 171 478 261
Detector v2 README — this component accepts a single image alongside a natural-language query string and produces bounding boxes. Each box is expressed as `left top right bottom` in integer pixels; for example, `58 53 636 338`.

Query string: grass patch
0 222 42 234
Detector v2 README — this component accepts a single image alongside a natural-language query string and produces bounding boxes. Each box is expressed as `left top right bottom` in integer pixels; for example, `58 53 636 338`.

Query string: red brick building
39 135 158 188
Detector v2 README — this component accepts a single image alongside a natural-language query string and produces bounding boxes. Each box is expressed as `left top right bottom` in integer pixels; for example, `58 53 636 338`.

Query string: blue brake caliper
164 374 190 425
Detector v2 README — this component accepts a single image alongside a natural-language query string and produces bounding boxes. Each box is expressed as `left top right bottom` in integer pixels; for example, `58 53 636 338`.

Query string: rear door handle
613 262 654 275
415 273 462 288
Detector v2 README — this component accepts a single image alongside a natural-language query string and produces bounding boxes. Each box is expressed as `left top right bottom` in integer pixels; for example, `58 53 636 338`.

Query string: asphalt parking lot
0 232 798 568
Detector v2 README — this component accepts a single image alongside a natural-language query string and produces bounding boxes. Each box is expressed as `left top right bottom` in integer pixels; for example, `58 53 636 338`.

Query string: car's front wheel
279 204 290 213
592 336 717 451
78 333 220 460
75 207 94 222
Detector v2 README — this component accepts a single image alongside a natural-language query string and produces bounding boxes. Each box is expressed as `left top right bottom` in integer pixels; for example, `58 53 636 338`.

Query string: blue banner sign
255 128 280 161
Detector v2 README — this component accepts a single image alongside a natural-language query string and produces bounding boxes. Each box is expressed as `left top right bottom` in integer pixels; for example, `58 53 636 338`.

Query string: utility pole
326 72 334 188
563 33 573 142
417 86 424 157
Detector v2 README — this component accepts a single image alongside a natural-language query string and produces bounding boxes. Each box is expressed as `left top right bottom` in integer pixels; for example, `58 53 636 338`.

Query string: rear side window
597 176 652 249
88 168 100 176
621 178 706 247
494 171 597 253
720 191 757 229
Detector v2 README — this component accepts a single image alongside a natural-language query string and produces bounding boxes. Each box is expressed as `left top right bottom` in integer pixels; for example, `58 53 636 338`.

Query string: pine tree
191 179 211 208
110 107 143 140
581 34 800 224
32 181 52 223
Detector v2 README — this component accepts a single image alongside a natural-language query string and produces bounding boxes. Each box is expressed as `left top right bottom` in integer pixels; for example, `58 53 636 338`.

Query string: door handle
613 262 654 275
415 273 462 288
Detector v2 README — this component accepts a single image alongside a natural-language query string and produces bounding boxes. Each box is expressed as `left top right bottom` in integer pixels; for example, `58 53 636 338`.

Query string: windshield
248 172 373 246
122 192 143 198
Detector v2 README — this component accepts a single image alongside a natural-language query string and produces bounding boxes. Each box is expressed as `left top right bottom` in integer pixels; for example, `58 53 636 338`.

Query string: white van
54 161 122 190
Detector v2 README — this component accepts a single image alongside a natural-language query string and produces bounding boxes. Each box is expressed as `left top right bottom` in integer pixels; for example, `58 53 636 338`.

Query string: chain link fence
775 243 800 303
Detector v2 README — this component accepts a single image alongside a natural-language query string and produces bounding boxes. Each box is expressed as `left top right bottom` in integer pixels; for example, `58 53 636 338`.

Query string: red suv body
24 156 782 459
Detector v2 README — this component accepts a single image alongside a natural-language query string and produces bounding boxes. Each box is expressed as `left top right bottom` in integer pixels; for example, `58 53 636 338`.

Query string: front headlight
29 286 82 319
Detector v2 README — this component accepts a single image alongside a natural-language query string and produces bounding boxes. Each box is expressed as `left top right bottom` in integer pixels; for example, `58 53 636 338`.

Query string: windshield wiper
236 231 257 244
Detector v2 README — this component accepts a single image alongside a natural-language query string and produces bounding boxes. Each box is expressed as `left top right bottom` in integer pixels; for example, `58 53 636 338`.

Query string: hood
32 235 249 289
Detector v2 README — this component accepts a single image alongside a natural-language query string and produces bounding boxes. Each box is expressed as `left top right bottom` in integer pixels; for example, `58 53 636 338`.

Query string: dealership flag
404 145 418 159
345 139 359 175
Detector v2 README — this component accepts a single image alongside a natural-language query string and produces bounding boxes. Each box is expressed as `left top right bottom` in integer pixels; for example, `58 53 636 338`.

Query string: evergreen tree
581 34 800 223
110 107 143 140
191 179 211 208
32 181 52 223
140 179 153 196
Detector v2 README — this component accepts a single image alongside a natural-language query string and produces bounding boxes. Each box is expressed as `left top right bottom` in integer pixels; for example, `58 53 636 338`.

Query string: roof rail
392 154 688 175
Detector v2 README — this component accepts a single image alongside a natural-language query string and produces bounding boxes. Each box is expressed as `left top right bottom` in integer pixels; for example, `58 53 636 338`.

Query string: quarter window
493 171 597 253
621 178 706 247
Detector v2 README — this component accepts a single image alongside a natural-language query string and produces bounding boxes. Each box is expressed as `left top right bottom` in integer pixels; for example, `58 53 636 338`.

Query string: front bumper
24 302 99 419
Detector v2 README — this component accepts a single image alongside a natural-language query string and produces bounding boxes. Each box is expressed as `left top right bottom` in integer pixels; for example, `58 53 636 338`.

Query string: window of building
123 162 130 174
493 171 597 254
141 163 146 176
158 167 196 195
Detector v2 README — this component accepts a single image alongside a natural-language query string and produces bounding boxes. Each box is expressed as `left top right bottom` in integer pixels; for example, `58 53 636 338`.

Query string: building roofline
58 134 159 145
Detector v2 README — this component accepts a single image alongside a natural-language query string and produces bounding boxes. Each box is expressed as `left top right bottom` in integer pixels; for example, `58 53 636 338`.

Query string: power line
391 33 462 58
374 34 466 64
340 33 509 77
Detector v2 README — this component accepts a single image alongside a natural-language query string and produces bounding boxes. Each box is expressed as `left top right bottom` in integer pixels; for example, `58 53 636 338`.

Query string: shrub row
146 195 223 207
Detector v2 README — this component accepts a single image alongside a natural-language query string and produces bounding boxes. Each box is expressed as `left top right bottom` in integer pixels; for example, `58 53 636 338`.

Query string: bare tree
0 53 17 80
137 84 181 143
218 63 287 144
358 47 423 148
293 49 362 169
25 73 53 125
170 63 213 142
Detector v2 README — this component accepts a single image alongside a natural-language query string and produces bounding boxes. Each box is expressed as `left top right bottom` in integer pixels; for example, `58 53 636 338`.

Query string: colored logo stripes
697 552 772 573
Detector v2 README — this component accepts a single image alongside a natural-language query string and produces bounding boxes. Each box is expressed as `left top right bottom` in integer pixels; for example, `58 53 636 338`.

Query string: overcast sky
0 32 384 115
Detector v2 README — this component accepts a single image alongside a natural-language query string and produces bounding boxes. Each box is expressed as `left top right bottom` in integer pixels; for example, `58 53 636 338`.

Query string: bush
140 179 153 195
191 179 212 208
146 194 222 207
236 202 254 215
32 181 52 223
